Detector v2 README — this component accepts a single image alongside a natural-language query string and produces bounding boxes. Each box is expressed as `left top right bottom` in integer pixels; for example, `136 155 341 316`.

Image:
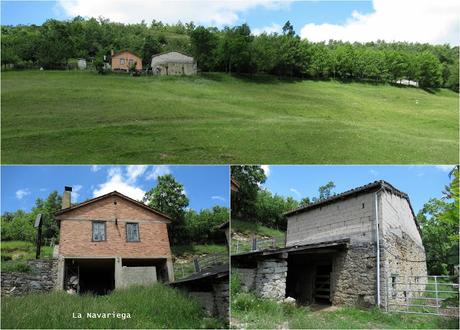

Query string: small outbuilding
151 52 197 76
77 59 87 70
111 50 142 72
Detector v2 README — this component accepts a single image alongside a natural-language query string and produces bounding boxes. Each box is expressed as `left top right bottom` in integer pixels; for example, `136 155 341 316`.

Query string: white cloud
39 188 48 192
90 165 101 172
126 165 148 183
252 23 282 36
435 165 455 173
146 165 171 181
15 188 31 200
57 0 289 26
72 185 83 203
300 0 460 45
261 165 270 177
211 195 226 202
289 188 301 197
93 167 146 201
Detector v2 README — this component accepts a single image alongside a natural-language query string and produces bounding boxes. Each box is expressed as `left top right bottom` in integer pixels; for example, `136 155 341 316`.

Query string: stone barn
232 181 427 307
55 187 174 294
151 52 197 76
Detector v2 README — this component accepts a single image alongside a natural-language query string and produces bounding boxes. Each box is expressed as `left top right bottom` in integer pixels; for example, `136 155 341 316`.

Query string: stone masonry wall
183 277 229 321
213 280 229 320
1 259 58 296
381 231 428 306
332 243 378 307
255 258 288 300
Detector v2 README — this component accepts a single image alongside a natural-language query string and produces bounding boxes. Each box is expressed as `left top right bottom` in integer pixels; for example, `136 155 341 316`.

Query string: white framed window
128 59 134 66
120 58 125 65
92 221 106 241
126 223 140 242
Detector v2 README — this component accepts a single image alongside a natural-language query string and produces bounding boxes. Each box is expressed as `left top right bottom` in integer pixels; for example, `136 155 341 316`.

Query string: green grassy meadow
1 70 458 164
1 284 226 329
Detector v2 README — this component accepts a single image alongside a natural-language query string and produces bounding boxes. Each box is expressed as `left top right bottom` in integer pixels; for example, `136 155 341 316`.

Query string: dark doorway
65 259 115 295
286 253 334 305
314 264 332 304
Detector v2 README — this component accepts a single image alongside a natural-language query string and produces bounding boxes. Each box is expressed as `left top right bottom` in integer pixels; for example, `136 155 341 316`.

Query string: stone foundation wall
1 259 58 296
213 280 229 320
332 243 378 307
255 259 288 300
382 231 428 305
233 259 287 300
179 277 229 321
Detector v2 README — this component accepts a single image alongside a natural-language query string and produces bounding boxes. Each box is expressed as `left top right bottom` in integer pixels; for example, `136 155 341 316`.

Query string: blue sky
1 165 229 213
1 0 458 44
0 1 373 33
261 165 455 213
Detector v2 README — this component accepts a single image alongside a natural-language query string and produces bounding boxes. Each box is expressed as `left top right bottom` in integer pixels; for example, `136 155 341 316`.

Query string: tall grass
231 291 458 329
2 284 226 329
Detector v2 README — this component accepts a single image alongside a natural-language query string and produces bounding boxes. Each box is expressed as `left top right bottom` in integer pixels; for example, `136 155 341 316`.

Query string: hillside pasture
1 71 458 164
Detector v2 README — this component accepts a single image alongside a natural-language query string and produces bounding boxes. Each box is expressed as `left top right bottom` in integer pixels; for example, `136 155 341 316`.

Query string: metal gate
385 275 459 317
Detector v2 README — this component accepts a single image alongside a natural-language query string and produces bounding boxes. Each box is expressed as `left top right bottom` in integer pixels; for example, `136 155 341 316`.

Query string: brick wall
112 51 142 71
57 195 171 258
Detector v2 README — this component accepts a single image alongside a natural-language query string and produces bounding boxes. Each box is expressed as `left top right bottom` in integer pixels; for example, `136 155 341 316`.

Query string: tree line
2 18 458 90
231 165 337 230
1 174 228 246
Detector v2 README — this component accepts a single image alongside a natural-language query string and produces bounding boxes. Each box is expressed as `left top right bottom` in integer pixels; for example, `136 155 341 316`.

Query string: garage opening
65 258 115 295
286 253 334 305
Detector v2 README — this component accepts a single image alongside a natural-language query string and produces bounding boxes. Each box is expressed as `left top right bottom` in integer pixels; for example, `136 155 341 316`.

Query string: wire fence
385 275 459 317
231 234 286 255
174 253 228 280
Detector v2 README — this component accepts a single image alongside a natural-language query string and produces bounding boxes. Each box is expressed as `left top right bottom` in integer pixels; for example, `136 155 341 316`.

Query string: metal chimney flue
62 186 72 209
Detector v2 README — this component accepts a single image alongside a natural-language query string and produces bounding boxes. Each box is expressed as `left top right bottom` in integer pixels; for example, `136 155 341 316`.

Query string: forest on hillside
1 18 458 90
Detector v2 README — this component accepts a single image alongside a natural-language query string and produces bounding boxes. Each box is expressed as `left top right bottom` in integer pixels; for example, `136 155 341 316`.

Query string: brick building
55 187 174 294
111 50 142 72
232 181 427 307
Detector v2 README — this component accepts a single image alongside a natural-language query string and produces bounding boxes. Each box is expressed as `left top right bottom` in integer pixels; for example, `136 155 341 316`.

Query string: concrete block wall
286 193 375 246
119 266 157 288
380 191 423 247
